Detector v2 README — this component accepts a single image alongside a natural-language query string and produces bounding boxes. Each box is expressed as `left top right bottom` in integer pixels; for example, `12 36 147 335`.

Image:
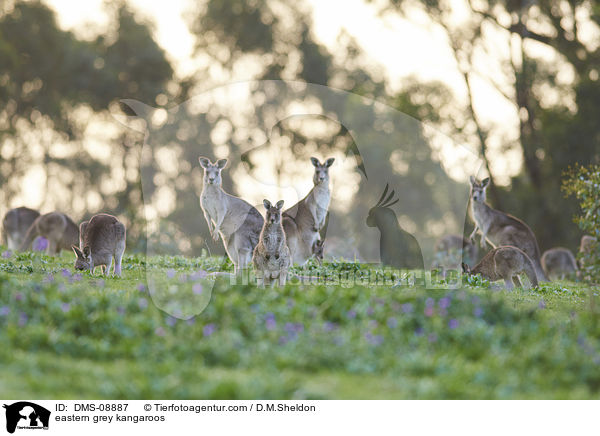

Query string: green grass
1 248 599 399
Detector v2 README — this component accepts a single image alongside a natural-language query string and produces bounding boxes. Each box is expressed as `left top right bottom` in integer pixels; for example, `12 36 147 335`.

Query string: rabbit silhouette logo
3 402 50 433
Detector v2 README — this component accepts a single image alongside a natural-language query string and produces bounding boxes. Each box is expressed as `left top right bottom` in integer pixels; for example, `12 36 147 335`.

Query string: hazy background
1 0 598 259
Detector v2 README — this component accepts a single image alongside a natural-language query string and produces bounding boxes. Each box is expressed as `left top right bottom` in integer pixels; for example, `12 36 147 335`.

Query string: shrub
562 164 600 281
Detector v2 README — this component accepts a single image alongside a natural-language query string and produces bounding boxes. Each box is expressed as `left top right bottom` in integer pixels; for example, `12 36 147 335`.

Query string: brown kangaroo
469 176 547 282
253 200 291 287
19 212 79 255
72 214 126 276
462 246 538 290
2 207 40 249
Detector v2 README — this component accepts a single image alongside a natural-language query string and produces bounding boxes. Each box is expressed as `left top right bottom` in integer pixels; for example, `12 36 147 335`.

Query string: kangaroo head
312 239 324 263
310 157 335 185
72 245 92 271
263 199 284 224
469 176 489 203
461 262 471 274
198 156 227 186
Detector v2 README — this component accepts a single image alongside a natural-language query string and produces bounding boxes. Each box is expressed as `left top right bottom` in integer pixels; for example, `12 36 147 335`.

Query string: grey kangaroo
72 214 126 276
541 247 578 280
283 157 334 265
462 245 538 290
19 211 79 255
253 199 291 287
469 176 547 282
199 157 264 274
2 207 40 249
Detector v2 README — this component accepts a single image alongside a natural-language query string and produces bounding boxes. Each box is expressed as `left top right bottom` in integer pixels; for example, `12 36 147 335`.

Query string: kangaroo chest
471 202 494 233
263 232 283 252
310 188 330 228
201 189 224 221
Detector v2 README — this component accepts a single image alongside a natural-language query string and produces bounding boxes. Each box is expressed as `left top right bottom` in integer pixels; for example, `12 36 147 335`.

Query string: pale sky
45 0 523 183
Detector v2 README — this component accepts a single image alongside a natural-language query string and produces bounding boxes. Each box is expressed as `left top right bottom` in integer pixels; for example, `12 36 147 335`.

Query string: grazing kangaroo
312 239 324 265
468 176 547 282
282 157 334 265
432 234 478 275
199 157 264 274
72 214 126 276
253 200 291 287
541 247 578 280
19 212 79 255
2 207 40 249
366 184 424 269
462 246 538 290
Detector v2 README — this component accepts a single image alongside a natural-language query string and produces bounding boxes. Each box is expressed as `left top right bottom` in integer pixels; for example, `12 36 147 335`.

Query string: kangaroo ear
198 157 211 168
481 177 490 187
469 176 476 185
263 199 272 210
325 157 335 167
275 200 284 209
310 157 320 167
216 159 228 169
72 245 82 257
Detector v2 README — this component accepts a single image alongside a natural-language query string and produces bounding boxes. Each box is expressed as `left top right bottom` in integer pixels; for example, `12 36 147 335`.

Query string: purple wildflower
1 250 12 258
166 316 177 327
137 283 146 292
365 332 384 346
438 297 451 309
425 297 435 307
265 317 277 331
323 321 336 332
155 327 166 337
415 327 424 336
401 303 413 314
0 306 10 316
71 273 83 283
448 319 459 329
61 269 71 278
428 333 438 343
15 293 23 301
18 312 28 326
166 269 176 279
347 309 357 319
203 323 216 337
424 306 434 317
387 317 398 328
32 236 49 252
42 274 54 284
193 283 203 295
473 307 484 318
61 303 71 313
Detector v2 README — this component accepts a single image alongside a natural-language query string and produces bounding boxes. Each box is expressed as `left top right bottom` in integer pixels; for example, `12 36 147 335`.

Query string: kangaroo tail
19 221 39 251
523 254 539 288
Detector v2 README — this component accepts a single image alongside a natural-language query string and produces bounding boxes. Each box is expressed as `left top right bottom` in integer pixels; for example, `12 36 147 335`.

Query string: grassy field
1 248 599 399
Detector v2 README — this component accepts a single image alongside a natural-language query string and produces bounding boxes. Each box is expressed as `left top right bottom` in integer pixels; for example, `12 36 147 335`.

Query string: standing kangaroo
199 157 264 274
253 199 291 287
462 245 538 290
541 247 578 280
366 184 424 269
72 214 126 276
2 207 40 249
283 157 334 265
468 176 547 282
19 212 79 255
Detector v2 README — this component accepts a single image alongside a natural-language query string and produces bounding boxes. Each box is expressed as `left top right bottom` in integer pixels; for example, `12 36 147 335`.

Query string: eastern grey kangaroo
19 212 79 255
199 157 264 274
72 214 126 276
2 207 40 249
469 176 547 282
253 199 291 287
283 157 334 265
541 247 578 280
462 245 538 290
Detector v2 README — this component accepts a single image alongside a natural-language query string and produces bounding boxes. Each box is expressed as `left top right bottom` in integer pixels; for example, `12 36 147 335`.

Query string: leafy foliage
563 164 600 281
